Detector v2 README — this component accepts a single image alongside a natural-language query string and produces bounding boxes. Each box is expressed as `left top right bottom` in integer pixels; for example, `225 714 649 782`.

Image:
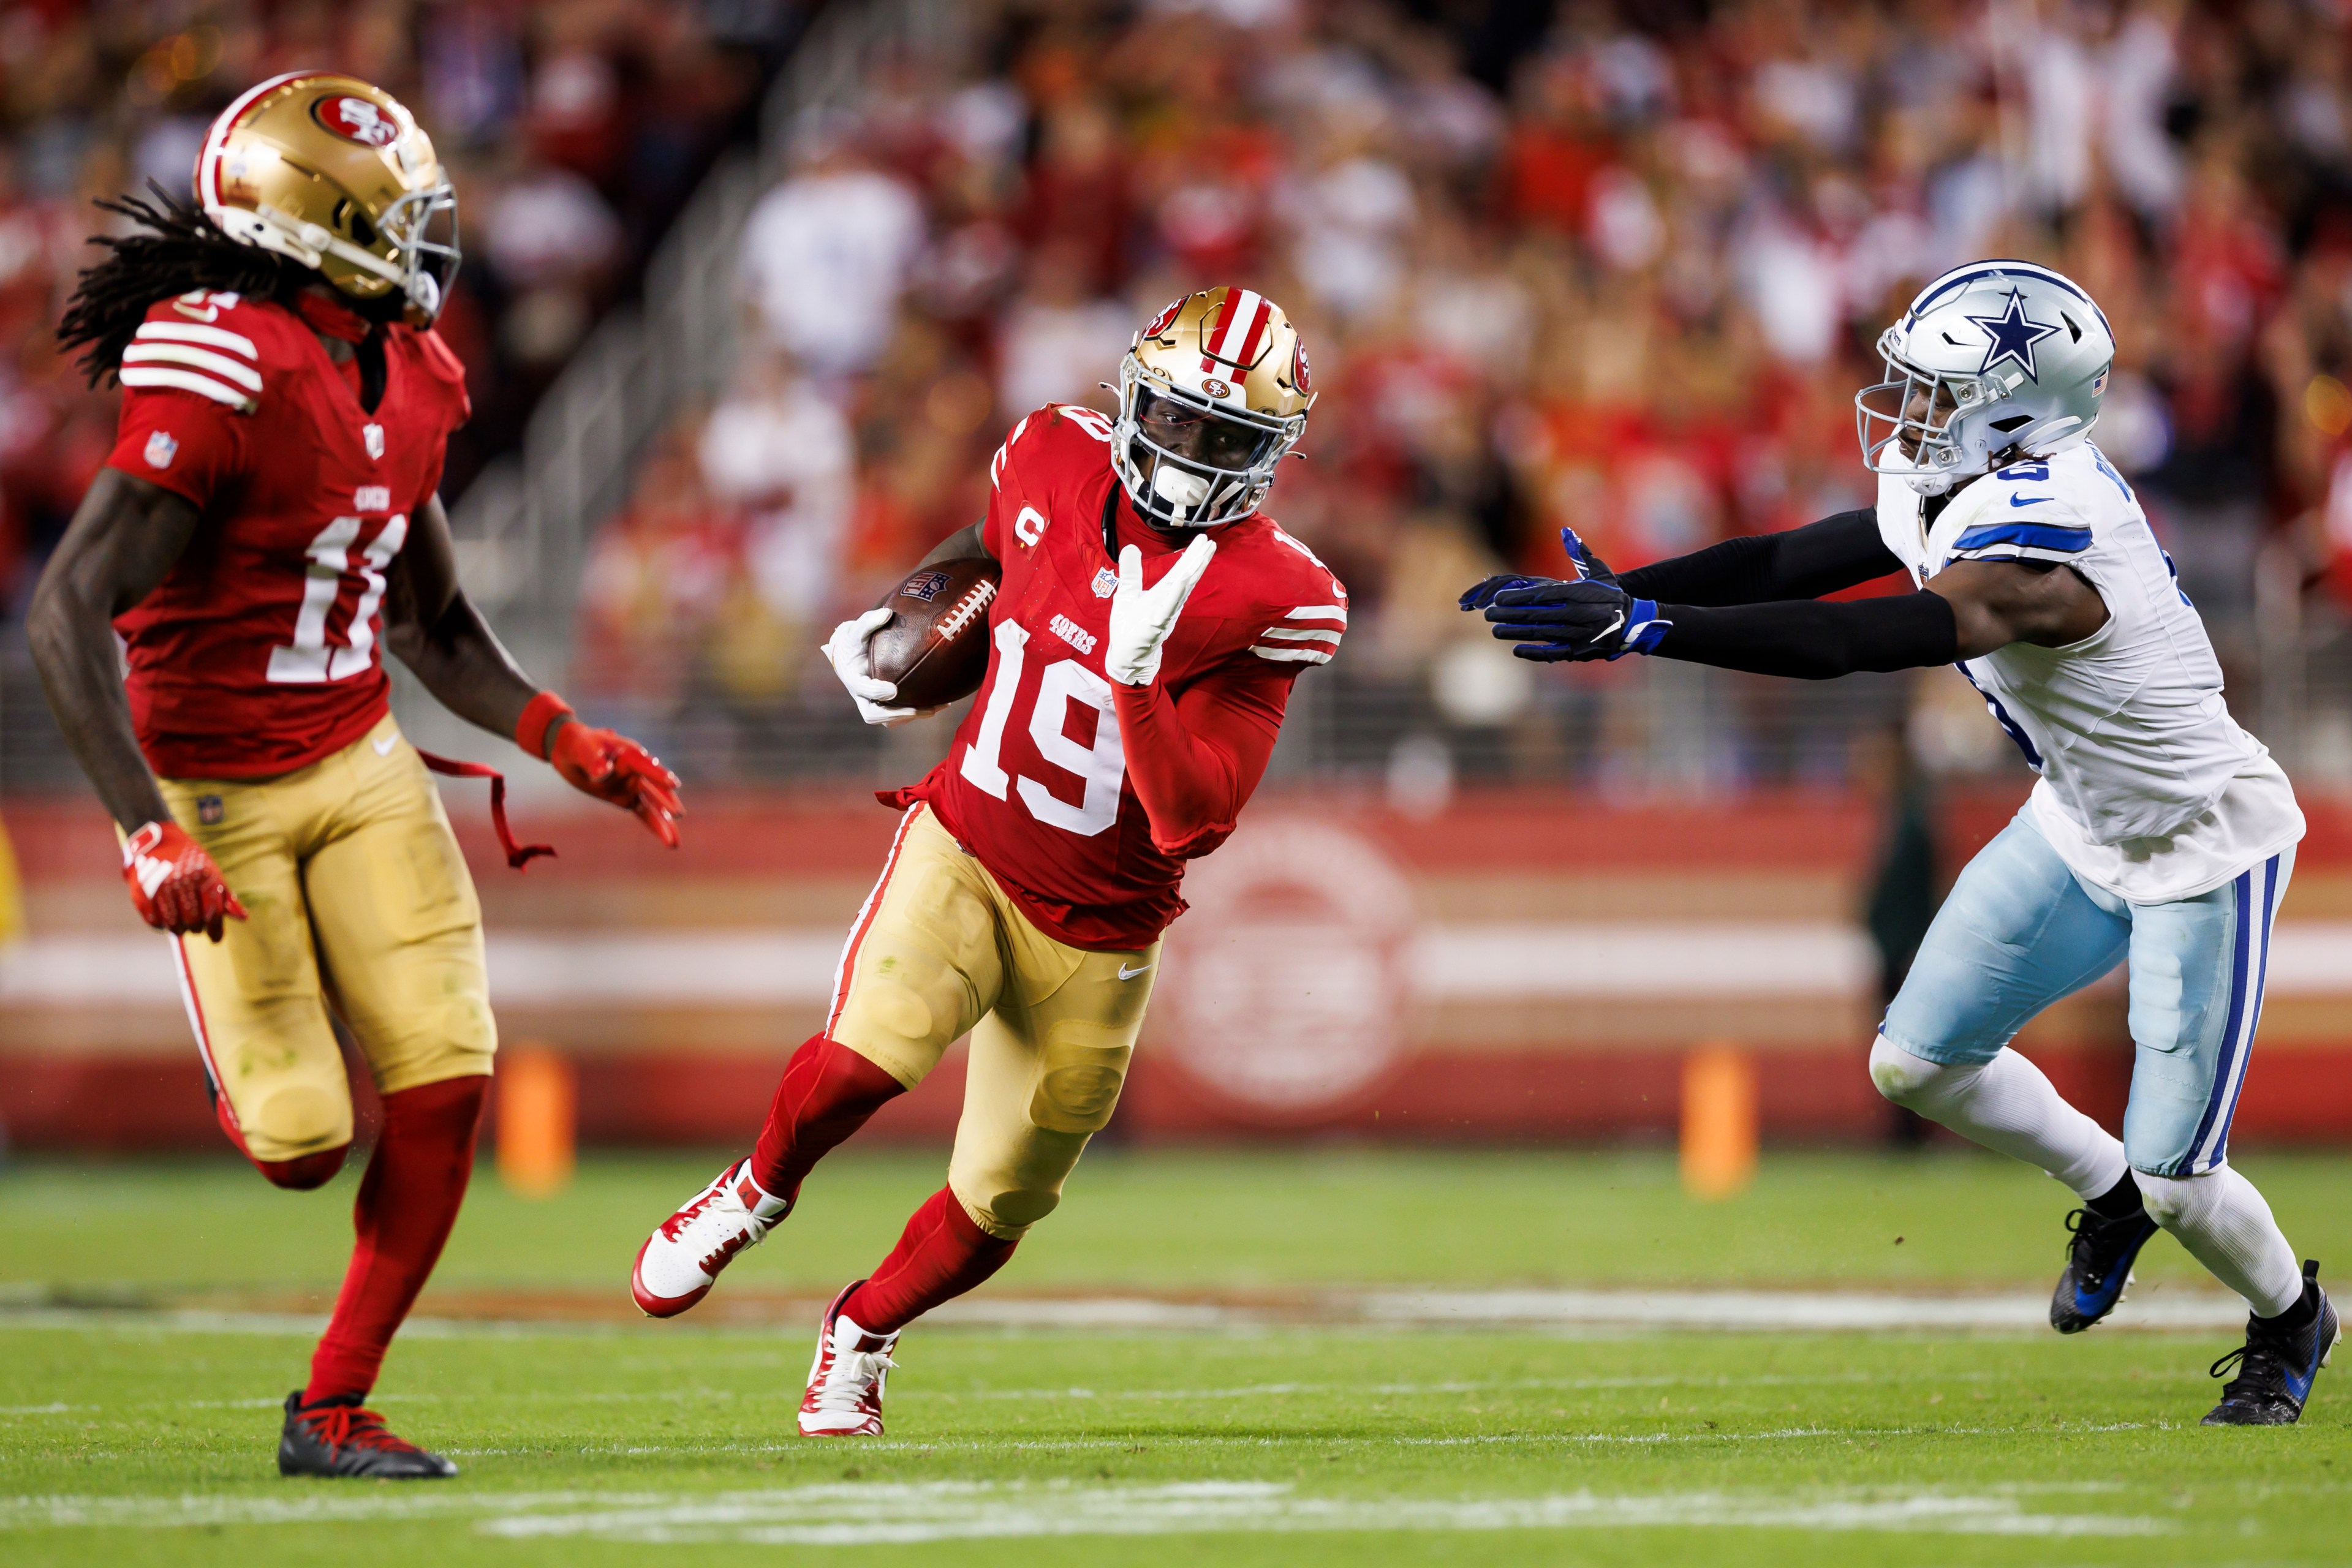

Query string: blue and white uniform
1875 439 2305 1177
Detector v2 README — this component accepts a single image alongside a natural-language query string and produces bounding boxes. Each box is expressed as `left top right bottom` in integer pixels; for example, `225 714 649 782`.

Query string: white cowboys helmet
1857 260 2116 496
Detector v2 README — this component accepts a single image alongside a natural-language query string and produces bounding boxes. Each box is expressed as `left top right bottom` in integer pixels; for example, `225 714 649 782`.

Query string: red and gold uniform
105 286 491 1165
834 402 1345 1236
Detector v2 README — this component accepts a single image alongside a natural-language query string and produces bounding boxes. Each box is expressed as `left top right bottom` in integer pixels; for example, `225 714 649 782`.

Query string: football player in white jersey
1465 260 2336 1427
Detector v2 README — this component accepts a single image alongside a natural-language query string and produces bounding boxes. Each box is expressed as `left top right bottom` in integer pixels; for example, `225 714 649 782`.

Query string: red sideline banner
7 786 2352 1150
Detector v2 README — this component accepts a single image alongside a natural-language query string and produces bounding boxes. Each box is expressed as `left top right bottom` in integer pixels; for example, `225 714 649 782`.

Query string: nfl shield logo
196 794 224 826
363 423 385 459
143 430 177 470
1092 567 1117 598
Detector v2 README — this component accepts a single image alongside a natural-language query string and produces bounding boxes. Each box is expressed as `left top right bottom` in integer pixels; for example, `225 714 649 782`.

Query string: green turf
2 1149 2348 1563
5 1146 2351 1298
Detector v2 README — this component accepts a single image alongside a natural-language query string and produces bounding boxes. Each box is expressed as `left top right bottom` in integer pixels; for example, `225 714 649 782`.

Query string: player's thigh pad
1880 812 2131 1066
299 720 496 1095
828 807 1006 1088
2121 847 2291 1178
155 775 352 1161
947 917 1160 1238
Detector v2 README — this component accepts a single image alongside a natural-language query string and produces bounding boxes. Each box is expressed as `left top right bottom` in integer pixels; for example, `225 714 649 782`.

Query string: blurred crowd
581 0 2352 786
0 0 784 613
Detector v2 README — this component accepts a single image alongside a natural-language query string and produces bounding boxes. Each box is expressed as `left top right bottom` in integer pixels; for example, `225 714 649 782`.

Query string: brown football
865 556 1004 710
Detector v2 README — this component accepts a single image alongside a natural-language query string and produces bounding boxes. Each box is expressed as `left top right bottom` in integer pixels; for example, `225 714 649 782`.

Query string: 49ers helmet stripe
1206 289 1271 371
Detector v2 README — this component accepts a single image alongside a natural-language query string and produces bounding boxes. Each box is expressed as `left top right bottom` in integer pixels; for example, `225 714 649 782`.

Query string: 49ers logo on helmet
312 94 399 147
1141 297 1185 341
1292 341 1313 398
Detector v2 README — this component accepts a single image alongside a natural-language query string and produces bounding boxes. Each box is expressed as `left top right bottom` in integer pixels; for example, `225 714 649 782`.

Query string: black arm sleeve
1617 510 1901 606
1649 591 1958 680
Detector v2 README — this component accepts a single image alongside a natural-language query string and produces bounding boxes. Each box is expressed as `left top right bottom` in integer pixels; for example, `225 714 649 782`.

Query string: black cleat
2202 1261 2340 1427
2050 1203 2160 1333
278 1391 458 1479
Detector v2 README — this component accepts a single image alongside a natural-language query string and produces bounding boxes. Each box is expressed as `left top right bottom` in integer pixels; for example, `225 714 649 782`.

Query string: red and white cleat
799 1281 898 1436
630 1159 788 1317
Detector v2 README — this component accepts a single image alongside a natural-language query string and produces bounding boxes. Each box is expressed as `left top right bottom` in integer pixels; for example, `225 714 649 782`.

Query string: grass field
3 1146 2348 1564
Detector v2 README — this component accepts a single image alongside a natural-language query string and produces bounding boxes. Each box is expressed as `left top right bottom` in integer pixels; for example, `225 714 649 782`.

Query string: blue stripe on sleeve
1951 521 2093 555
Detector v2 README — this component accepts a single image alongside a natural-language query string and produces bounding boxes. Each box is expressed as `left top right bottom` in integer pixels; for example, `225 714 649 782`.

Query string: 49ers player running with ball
631 287 1343 1435
31 75 679 1477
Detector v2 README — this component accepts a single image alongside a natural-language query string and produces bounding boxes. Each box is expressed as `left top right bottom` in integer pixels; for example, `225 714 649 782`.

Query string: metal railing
445 0 964 673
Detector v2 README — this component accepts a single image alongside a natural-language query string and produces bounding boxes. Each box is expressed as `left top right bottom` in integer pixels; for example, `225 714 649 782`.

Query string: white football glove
822 608 921 727
1105 535 1216 687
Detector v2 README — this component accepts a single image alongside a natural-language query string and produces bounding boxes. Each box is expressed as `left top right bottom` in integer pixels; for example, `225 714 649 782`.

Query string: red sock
747 1034 905 1204
303 1074 488 1404
839 1185 1016 1333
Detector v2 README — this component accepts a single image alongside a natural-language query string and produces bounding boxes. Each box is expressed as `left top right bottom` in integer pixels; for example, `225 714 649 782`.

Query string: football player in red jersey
632 287 1343 1435
29 74 680 1479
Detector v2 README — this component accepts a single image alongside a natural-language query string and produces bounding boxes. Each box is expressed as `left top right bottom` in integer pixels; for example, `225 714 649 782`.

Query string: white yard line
0 1480 2167 1541
0 1285 2251 1338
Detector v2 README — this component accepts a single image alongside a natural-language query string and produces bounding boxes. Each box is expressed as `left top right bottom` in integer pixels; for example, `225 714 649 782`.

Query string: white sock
2138 1167 2304 1318
1869 1036 2131 1198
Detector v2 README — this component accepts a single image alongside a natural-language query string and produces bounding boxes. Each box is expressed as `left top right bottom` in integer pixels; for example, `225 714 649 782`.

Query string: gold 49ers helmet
1113 286 1314 528
197 72 458 323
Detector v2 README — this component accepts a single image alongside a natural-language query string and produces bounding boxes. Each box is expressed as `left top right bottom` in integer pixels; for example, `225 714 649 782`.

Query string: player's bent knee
247 1082 354 1161
2134 1170 2214 1231
255 1144 349 1190
1868 1035 1949 1109
948 1178 1056 1240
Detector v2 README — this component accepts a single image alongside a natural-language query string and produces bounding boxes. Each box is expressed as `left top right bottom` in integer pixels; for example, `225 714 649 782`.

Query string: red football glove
122 821 248 942
519 692 682 846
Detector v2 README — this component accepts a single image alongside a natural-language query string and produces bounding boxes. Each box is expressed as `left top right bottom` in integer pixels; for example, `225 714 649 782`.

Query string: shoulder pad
120 290 281 413
1219 516 1349 667
989 402 1117 494
1944 459 2095 565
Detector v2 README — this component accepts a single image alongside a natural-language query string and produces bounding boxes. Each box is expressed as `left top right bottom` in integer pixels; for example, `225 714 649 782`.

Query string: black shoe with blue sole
2203 1260 2340 1427
2051 1203 2161 1333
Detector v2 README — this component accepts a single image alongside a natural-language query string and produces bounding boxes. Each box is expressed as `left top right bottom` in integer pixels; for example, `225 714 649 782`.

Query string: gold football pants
828 805 1159 1238
159 714 496 1163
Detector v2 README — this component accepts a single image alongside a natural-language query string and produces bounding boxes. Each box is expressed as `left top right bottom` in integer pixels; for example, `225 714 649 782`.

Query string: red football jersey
894 404 1347 950
104 288 470 779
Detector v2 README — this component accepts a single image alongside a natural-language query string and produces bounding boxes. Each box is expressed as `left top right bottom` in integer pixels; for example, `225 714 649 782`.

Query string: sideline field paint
1 1482 2166 1541
0 1284 2254 1336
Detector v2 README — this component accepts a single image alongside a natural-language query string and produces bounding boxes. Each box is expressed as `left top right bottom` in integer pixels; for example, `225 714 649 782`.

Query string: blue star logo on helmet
1966 289 2062 382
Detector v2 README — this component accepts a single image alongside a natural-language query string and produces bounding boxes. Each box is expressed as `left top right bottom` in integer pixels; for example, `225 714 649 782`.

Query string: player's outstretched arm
1474 556 2104 677
388 496 683 846
1459 513 1900 616
28 468 246 939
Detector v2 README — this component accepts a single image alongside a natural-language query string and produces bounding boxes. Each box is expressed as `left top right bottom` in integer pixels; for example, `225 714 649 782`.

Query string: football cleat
799 1281 898 1437
2203 1261 2339 1427
631 1159 789 1318
278 1391 456 1479
2050 1202 2160 1333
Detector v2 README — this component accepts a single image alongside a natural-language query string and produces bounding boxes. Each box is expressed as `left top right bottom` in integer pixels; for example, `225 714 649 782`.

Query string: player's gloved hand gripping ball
516 693 684 847
1106 535 1217 686
122 820 246 942
823 608 923 727
1462 527 1668 662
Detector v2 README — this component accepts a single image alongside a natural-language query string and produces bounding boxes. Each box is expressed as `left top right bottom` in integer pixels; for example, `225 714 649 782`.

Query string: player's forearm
388 590 542 740
1619 510 1897 606
27 580 174 831
1649 591 1958 680
1110 680 1254 857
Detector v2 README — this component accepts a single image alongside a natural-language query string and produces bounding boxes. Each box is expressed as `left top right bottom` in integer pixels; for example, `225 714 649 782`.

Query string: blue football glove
1458 527 1619 612
1483 578 1673 662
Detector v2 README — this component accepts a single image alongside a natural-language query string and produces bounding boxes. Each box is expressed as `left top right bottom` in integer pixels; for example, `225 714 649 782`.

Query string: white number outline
265 513 408 684
959 615 1127 837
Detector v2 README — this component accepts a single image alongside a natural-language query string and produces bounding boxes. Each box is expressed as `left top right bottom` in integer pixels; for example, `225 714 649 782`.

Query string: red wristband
515 691 575 760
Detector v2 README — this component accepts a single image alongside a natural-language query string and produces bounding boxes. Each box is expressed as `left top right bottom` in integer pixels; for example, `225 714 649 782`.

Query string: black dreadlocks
56 183 316 388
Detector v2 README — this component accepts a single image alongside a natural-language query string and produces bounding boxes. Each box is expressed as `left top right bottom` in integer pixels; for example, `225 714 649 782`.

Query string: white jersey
1876 441 2303 902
